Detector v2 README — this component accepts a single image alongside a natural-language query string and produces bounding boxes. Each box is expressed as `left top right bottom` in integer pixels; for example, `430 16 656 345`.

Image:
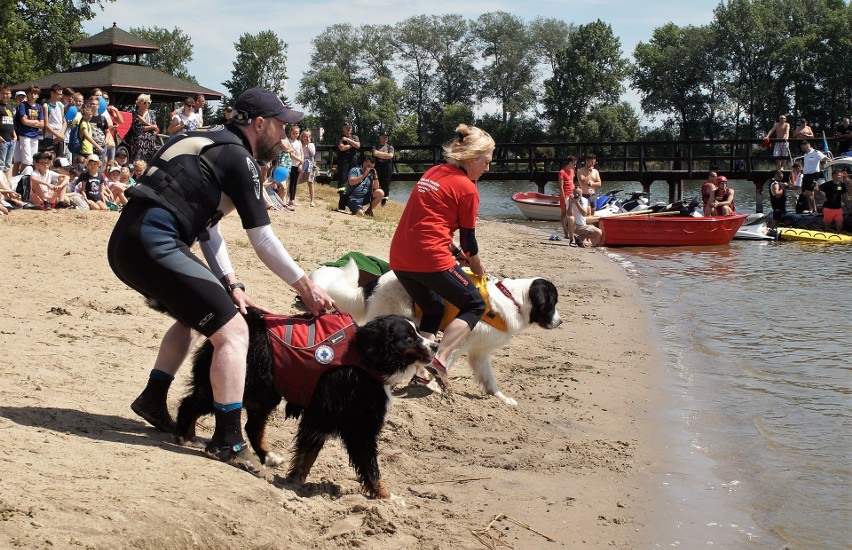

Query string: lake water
391 177 852 549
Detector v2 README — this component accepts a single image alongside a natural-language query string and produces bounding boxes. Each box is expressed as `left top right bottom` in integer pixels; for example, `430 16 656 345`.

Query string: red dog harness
265 312 375 408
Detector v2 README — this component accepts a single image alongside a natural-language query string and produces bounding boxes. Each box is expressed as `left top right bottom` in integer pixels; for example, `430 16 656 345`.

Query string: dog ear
528 279 558 325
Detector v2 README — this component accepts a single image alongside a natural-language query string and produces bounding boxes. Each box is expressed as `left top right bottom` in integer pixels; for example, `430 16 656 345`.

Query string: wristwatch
227 282 245 293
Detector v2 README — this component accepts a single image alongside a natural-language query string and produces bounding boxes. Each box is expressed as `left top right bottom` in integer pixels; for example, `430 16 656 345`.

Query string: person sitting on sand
345 157 384 217
78 154 110 211
568 190 602 247
23 151 70 209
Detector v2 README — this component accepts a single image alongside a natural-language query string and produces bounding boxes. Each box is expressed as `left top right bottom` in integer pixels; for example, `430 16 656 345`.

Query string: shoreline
0 198 666 549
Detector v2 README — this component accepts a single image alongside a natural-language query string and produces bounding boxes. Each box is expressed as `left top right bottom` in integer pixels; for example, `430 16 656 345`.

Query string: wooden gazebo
13 24 223 109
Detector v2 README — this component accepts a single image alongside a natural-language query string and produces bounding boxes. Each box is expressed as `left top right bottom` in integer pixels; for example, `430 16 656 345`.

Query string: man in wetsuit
108 87 334 476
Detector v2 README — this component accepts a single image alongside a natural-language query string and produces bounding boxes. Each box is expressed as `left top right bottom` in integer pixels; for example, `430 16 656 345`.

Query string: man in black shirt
108 87 333 476
336 121 360 210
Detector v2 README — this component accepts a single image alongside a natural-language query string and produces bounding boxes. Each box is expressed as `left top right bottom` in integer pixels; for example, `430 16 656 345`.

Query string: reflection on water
611 240 851 549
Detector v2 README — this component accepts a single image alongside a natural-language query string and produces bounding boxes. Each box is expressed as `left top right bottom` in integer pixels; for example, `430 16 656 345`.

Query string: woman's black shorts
393 265 486 335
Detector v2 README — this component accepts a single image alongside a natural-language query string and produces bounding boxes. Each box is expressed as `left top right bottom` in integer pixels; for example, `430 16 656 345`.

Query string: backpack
15 174 31 201
90 118 106 147
68 122 82 155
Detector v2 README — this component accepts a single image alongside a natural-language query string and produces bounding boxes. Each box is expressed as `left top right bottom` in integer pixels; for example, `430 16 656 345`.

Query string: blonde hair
442 124 495 164
132 160 147 172
136 94 152 106
300 129 312 141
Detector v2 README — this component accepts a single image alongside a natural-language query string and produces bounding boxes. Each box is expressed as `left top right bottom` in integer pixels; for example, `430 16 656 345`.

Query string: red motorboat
599 213 748 246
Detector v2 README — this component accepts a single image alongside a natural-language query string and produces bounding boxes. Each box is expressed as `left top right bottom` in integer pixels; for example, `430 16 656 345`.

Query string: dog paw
494 392 518 406
264 452 286 468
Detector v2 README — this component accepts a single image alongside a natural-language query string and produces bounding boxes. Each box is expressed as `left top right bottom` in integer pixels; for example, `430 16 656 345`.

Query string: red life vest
265 311 373 408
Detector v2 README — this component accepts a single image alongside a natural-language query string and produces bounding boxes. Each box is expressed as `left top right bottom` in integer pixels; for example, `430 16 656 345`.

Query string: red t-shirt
389 164 479 272
559 168 575 196
559 168 575 209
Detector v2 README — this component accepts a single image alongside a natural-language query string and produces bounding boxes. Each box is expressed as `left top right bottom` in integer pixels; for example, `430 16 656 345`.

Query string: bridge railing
314 138 828 182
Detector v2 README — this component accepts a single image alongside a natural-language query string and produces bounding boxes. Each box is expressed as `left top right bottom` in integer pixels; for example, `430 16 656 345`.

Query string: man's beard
255 131 279 163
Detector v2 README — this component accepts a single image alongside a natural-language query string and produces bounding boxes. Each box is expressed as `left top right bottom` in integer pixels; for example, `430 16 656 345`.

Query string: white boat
734 213 777 241
511 192 561 221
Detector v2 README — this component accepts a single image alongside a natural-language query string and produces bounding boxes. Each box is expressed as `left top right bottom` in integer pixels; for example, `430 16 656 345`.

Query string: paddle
585 210 682 224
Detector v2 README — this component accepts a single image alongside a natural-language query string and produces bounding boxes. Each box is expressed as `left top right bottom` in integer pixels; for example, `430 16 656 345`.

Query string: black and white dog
175 309 436 499
310 260 561 405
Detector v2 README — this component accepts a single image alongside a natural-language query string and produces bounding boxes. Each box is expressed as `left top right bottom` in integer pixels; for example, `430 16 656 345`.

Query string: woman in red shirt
389 124 495 389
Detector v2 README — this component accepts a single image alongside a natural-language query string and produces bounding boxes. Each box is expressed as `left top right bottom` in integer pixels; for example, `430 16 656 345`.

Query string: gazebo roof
14 61 223 107
72 23 160 56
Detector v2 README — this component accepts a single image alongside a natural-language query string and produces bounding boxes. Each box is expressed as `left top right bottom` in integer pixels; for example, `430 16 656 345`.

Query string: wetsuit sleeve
199 222 234 279
245 225 305 285
459 227 479 257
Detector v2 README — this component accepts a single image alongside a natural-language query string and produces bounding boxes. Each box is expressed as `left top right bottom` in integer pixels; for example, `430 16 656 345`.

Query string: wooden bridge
316 138 828 213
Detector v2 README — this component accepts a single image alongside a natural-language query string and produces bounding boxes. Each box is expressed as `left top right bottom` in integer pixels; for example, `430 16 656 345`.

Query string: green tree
632 23 721 139
0 0 113 84
574 102 640 143
298 24 402 144
393 15 437 143
223 30 289 102
129 26 197 83
542 20 630 140
472 12 538 124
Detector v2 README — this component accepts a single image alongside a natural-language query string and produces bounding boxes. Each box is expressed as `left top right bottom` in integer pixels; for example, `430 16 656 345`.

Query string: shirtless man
793 118 814 140
765 115 790 169
701 171 718 216
576 153 602 215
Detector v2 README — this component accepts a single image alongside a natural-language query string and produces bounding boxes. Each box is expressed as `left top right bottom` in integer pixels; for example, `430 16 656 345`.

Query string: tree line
2 0 849 147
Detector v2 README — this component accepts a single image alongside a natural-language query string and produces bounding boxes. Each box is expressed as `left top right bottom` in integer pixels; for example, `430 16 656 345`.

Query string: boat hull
599 214 748 246
511 192 561 221
777 228 852 243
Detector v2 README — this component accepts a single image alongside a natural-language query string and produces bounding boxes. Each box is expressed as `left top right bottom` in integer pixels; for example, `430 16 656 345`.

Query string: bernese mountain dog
175 309 436 499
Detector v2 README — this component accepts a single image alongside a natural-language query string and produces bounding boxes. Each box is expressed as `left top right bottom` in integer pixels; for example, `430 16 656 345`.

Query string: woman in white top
298 129 316 206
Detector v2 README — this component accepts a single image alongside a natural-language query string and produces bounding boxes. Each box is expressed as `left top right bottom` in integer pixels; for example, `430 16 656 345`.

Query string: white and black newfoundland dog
175 309 436 499
310 259 561 406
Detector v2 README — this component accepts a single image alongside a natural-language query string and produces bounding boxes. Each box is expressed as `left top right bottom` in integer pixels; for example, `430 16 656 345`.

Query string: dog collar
495 281 521 313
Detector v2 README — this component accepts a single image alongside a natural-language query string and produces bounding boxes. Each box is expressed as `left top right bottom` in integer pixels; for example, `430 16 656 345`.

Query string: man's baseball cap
343 121 352 127
86 154 101 163
116 149 128 158
233 87 303 124
379 130 389 136
716 175 728 183
14 91 25 98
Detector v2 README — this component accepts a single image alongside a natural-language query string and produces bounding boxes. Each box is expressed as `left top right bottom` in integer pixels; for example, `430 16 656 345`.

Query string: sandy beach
0 190 664 549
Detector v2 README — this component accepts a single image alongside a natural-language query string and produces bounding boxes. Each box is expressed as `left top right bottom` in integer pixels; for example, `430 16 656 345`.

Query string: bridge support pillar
666 180 683 203
640 178 654 194
532 176 548 194
753 178 767 214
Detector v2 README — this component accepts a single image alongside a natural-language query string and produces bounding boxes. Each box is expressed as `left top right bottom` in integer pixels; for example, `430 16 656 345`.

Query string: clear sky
84 0 722 116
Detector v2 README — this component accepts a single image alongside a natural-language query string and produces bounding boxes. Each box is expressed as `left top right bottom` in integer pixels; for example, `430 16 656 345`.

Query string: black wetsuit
107 124 270 336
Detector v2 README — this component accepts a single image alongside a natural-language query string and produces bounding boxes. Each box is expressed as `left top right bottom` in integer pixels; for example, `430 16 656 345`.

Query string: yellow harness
414 271 509 332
